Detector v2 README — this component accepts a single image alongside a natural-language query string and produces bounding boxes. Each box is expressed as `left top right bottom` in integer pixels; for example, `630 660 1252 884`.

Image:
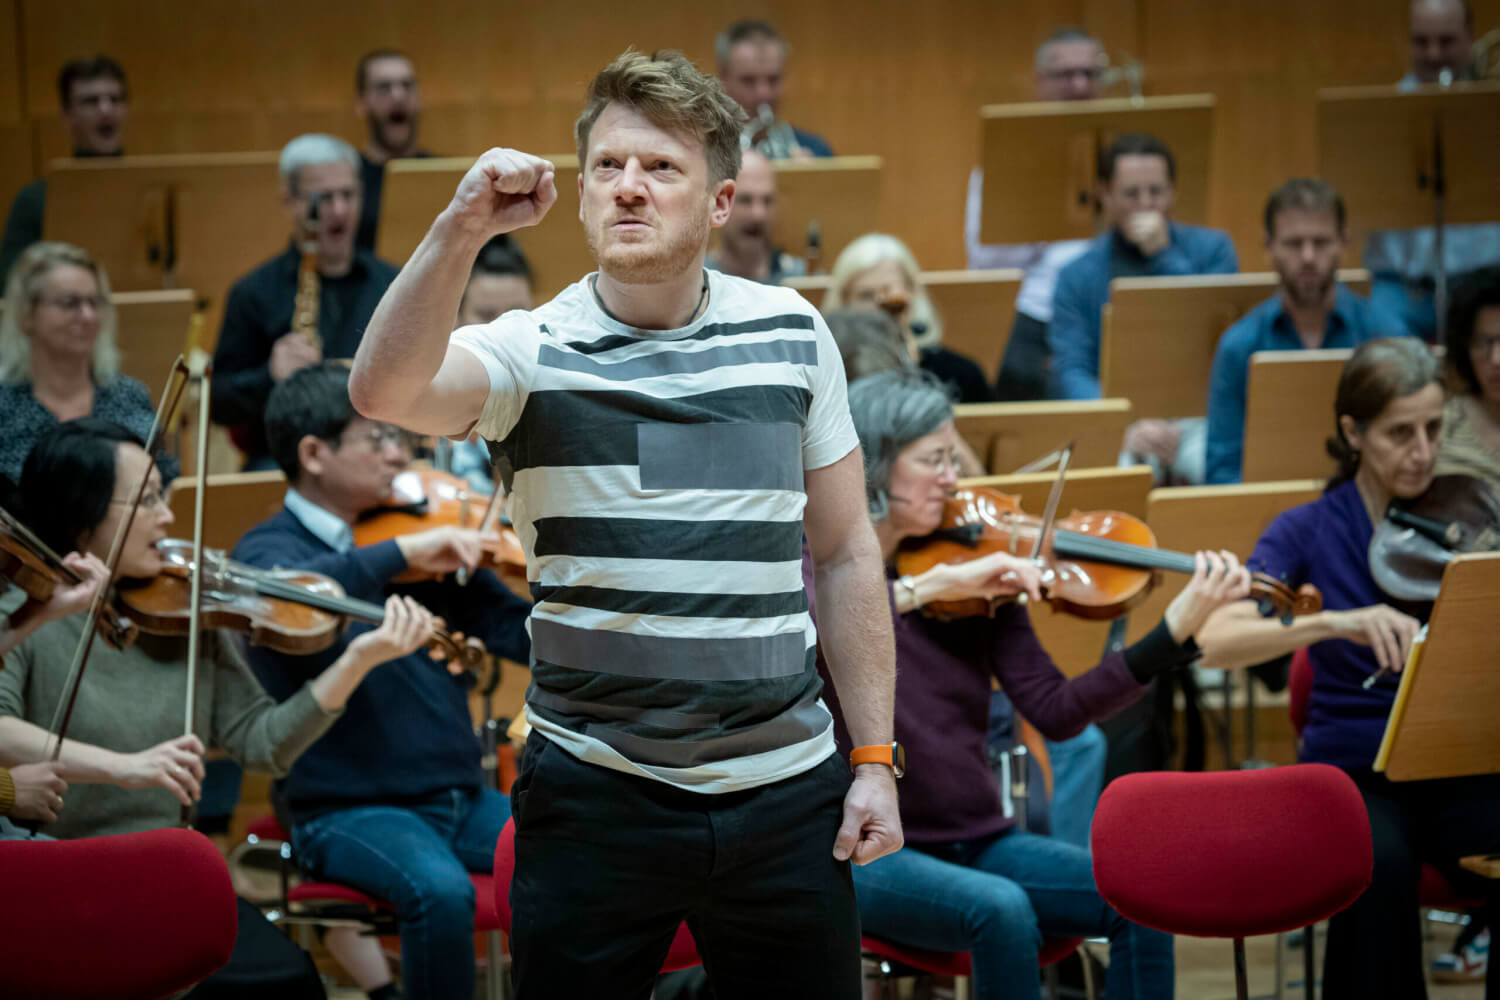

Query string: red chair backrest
493 818 702 972
1288 647 1313 738
0 828 237 999
1091 764 1371 938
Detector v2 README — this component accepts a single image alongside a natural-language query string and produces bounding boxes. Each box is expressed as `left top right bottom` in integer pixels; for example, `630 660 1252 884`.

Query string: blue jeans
1046 724 1107 849
854 828 1173 1000
291 786 512 1000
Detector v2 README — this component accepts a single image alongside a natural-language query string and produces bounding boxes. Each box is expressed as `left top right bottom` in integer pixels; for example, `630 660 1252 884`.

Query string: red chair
492 818 702 974
241 815 506 1000
861 933 1085 999
1091 765 1372 1000
0 827 237 999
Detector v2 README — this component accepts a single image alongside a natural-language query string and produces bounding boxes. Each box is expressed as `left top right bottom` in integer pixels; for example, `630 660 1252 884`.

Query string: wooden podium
978 94 1215 245
378 155 885 299
1375 551 1500 782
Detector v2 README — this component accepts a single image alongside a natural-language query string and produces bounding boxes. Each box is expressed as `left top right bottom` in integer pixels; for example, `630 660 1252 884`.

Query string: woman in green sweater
0 418 435 839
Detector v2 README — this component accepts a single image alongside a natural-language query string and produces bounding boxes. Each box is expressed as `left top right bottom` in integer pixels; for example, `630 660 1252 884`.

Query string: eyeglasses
342 423 407 450
912 450 962 475
110 485 174 511
1040 67 1103 82
39 294 105 313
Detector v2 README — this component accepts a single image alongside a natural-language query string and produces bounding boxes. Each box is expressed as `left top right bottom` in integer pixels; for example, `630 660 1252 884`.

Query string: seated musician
1205 179 1412 484
823 233 993 403
715 19 833 158
0 241 177 484
813 367 1253 1000
0 55 129 285
0 417 433 843
966 26 1103 400
211 133 399 471
1437 267 1500 494
1048 132 1238 483
706 150 808 284
1199 337 1500 998
231 362 531 1000
354 49 434 252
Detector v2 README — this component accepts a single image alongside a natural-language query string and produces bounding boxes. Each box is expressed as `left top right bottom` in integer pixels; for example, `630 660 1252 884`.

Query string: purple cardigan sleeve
985 605 1147 742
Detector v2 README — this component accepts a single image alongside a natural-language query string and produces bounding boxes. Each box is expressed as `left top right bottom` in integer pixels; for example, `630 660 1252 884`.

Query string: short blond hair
575 49 748 186
0 241 120 385
822 234 944 349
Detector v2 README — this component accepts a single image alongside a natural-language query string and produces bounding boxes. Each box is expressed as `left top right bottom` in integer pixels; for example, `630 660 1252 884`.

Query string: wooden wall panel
13 0 1500 271
0 0 21 124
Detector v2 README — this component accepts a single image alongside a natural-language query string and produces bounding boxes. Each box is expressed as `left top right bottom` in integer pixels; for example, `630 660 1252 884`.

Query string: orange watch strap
849 744 895 769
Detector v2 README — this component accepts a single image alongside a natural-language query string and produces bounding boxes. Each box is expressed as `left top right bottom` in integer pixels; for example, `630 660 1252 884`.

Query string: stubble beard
586 211 711 285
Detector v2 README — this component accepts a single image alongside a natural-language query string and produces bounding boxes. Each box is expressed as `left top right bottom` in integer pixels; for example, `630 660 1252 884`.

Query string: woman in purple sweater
808 369 1250 1000
1199 337 1500 1000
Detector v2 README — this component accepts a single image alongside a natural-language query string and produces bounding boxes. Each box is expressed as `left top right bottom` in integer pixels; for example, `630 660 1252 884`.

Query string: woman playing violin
1199 337 1500 999
806 369 1251 1000
0 241 178 484
0 417 439 841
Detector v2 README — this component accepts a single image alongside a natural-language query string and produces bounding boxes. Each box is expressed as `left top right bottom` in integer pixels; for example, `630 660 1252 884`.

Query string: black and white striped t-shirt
451 269 858 793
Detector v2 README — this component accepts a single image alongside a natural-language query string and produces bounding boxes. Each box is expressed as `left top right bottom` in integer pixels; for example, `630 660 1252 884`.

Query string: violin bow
179 353 214 826
1028 442 1074 563
43 356 191 765
457 481 507 588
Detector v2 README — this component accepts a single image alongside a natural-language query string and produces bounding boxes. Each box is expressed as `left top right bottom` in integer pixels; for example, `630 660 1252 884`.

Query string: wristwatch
850 741 906 778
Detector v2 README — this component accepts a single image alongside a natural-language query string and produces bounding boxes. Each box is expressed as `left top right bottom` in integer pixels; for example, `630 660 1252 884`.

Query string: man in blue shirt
1048 132 1239 402
1205 179 1412 484
715 19 834 158
232 362 532 1000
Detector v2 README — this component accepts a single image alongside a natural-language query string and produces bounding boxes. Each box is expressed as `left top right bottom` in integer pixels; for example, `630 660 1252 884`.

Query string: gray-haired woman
804 368 1250 1000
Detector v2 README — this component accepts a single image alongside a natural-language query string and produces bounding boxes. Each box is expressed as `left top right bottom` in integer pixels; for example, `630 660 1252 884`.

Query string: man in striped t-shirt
351 50 900 997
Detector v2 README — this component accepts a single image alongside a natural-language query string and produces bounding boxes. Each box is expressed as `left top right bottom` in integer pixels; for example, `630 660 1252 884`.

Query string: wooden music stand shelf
978 94 1214 245
1375 551 1500 782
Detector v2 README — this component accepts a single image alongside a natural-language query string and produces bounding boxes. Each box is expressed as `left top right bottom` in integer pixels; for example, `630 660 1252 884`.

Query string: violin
1369 474 1500 604
0 504 137 648
353 467 527 584
113 539 486 671
896 486 1322 623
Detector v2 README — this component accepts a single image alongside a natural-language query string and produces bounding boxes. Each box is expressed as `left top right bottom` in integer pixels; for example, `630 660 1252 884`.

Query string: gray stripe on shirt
531 617 809 681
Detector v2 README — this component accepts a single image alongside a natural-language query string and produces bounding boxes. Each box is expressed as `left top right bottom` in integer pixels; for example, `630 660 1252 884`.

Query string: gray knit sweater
0 616 339 839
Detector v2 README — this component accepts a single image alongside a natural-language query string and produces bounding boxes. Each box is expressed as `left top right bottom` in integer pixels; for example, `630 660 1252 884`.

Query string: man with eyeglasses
0 56 130 287
232 361 531 1000
354 49 435 253
965 28 1108 400
211 133 400 471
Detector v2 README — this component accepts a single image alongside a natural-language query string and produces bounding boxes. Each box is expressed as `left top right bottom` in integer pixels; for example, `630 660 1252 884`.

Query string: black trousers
1323 768 1500 1000
508 733 862 1000
994 312 1050 401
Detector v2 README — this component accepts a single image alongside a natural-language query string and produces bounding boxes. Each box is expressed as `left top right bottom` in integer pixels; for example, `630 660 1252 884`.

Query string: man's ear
709 177 736 229
577 169 587 224
297 434 327 480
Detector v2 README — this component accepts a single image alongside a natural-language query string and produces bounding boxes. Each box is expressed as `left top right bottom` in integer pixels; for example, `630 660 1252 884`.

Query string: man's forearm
813 539 897 748
349 208 488 422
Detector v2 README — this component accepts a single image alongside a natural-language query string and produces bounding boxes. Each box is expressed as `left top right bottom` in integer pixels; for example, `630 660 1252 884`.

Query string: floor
319 919 1486 999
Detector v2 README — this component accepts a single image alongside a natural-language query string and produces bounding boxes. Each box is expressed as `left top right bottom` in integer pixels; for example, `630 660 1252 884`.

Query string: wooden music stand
1241 348 1352 483
978 94 1215 245
786 269 1022 378
167 470 286 553
1375 551 1500 782
952 398 1131 474
958 465 1154 678
1100 269 1371 421
1317 82 1500 337
41 153 284 341
379 155 884 300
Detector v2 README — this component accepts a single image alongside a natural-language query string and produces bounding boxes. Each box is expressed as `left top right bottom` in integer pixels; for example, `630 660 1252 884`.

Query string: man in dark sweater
0 55 129 287
232 362 531 1000
211 133 399 470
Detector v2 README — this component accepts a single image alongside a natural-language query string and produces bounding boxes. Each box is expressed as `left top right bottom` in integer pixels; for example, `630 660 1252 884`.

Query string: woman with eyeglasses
0 417 436 841
0 241 179 485
807 368 1251 1000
